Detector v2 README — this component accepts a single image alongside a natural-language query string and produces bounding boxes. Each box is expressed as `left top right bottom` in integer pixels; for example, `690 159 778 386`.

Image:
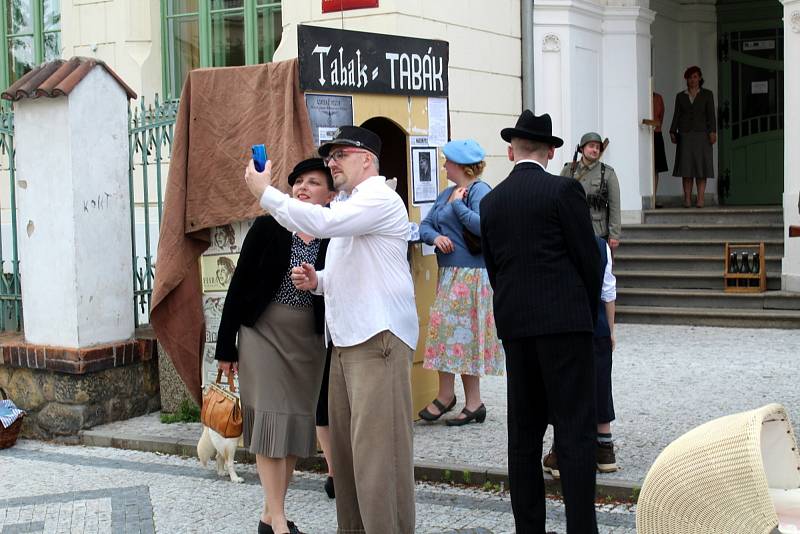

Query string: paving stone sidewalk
90 324 800 486
1 440 636 533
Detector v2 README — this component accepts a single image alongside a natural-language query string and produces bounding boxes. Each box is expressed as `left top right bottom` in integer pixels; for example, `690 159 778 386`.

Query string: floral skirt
423 267 505 376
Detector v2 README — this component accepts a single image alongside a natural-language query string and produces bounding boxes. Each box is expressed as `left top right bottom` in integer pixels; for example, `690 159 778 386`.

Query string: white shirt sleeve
601 243 616 302
260 184 398 238
311 269 325 295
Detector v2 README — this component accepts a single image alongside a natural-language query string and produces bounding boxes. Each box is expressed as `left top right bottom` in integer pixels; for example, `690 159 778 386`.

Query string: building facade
3 0 797 290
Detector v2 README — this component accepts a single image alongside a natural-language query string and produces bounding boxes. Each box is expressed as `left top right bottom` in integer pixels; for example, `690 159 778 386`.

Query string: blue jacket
420 181 491 268
595 236 611 338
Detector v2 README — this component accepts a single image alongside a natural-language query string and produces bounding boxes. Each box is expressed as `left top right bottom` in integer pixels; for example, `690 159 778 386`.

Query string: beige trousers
329 330 415 534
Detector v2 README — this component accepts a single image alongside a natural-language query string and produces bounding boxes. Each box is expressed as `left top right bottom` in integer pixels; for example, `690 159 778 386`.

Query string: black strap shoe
445 403 487 426
418 396 457 421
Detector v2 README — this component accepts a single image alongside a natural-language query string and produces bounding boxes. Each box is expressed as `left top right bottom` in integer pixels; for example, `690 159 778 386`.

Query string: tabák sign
297 25 449 97
321 0 379 13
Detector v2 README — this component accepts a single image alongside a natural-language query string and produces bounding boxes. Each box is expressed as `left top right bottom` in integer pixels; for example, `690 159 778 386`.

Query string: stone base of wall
157 344 195 413
0 334 160 440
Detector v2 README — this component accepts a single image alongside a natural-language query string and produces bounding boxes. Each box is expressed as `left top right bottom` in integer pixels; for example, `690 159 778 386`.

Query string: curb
80 430 641 502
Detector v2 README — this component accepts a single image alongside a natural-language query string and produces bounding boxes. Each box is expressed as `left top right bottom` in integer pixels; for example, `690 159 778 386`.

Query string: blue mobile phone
251 144 268 172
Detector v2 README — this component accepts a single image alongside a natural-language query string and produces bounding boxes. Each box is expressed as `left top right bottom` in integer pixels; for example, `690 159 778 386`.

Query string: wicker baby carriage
637 403 800 534
0 386 24 449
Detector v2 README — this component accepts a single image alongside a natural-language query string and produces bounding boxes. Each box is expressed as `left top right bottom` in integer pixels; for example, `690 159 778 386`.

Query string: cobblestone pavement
1 440 636 533
93 323 800 486
413 323 800 483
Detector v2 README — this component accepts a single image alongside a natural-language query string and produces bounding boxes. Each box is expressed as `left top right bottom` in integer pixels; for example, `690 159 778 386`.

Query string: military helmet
579 132 604 150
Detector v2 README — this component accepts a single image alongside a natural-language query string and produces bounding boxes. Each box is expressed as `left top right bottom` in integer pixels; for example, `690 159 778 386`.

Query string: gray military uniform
560 159 621 241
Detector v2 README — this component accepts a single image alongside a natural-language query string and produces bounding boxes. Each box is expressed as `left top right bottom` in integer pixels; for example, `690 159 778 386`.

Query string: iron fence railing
0 107 21 331
129 95 178 327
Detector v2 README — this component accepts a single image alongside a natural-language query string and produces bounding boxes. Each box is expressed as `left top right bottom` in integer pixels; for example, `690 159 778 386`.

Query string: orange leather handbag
200 369 243 438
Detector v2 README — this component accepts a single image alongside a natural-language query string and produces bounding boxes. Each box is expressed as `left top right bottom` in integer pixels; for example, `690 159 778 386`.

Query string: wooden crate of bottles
724 242 766 293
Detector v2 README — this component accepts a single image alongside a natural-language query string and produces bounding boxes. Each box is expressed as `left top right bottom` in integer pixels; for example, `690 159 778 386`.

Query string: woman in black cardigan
215 158 336 534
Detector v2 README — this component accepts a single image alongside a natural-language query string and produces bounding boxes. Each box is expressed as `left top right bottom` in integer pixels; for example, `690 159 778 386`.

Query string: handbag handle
215 368 237 394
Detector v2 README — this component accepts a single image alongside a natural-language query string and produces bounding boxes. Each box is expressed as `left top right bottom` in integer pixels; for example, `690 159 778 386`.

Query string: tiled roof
1 56 137 102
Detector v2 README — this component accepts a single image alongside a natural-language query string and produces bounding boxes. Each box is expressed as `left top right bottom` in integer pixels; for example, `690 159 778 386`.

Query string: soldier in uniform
560 132 621 251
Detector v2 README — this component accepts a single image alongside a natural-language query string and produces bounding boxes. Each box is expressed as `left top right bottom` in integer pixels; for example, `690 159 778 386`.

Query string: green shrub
160 399 201 424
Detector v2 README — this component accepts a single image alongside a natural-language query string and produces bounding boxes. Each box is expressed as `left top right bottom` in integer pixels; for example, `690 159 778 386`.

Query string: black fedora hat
500 110 564 148
318 125 382 159
287 157 334 190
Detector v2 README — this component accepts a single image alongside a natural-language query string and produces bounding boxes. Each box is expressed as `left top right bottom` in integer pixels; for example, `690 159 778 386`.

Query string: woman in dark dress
669 65 717 208
215 158 336 534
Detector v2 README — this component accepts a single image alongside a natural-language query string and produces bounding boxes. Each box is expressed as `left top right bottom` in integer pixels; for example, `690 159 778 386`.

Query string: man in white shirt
244 126 418 534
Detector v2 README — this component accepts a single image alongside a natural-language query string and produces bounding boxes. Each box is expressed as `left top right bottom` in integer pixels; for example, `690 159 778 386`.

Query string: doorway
361 116 409 208
717 1 783 205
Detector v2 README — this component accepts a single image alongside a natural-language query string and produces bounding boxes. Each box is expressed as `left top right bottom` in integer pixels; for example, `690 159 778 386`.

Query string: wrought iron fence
0 107 21 331
129 95 178 327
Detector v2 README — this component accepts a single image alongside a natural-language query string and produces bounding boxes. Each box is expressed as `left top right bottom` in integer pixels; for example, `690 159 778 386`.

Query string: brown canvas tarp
151 59 316 404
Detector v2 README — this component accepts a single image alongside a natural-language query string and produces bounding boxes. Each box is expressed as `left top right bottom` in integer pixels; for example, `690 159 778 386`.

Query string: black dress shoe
418 396 457 421
445 404 487 426
258 520 274 534
324 476 335 499
287 521 305 534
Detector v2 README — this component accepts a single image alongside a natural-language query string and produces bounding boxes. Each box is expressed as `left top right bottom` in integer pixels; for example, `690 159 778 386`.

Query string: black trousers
504 333 598 534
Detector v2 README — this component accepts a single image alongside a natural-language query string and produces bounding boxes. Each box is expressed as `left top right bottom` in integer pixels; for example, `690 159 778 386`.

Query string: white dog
197 426 244 483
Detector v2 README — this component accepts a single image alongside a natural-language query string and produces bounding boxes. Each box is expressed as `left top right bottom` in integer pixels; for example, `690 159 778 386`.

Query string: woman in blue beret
418 139 505 426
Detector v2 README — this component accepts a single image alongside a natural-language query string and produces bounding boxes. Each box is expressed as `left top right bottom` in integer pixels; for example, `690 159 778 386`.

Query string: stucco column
14 66 135 347
538 33 565 149
782 0 800 291
601 6 656 223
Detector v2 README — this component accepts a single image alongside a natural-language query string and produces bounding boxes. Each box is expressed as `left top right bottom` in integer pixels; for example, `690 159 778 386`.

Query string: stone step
620 239 784 257
616 288 800 310
642 207 783 225
613 254 781 273
616 304 800 328
621 223 784 241
614 270 781 290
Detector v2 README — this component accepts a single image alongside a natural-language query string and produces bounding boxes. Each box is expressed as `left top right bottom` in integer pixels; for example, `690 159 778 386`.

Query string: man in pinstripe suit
480 110 602 534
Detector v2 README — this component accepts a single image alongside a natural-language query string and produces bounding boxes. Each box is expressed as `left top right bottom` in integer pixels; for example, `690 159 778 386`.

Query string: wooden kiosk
294 25 449 413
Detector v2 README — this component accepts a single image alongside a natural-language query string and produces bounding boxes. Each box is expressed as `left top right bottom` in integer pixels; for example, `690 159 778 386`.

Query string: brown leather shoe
597 441 618 473
542 448 560 479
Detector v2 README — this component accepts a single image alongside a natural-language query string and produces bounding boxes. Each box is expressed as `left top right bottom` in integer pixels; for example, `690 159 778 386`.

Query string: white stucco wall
60 0 161 102
781 0 800 290
274 0 523 185
15 98 78 343
14 67 134 347
534 0 654 219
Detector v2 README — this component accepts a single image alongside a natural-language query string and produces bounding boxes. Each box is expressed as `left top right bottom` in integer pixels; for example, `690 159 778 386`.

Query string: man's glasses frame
324 148 369 166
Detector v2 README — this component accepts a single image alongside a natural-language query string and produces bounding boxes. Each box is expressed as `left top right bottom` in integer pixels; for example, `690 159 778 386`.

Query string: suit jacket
480 161 601 340
215 215 329 362
669 88 716 134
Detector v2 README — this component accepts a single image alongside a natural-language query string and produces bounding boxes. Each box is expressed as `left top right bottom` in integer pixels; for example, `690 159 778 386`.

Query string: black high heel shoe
324 476 335 499
446 404 487 426
418 396 457 421
258 520 274 534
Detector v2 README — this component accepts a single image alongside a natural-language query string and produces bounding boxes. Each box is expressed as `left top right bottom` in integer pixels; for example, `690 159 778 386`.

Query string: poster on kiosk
200 24 450 415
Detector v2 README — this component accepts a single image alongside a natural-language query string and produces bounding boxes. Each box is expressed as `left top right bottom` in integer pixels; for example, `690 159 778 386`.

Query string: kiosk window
0 0 61 89
162 0 281 99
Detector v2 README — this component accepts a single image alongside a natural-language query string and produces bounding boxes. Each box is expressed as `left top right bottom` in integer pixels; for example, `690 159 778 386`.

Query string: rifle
569 144 580 177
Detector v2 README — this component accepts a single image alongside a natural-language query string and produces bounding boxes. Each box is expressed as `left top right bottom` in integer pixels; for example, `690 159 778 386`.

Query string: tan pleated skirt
237 302 326 458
